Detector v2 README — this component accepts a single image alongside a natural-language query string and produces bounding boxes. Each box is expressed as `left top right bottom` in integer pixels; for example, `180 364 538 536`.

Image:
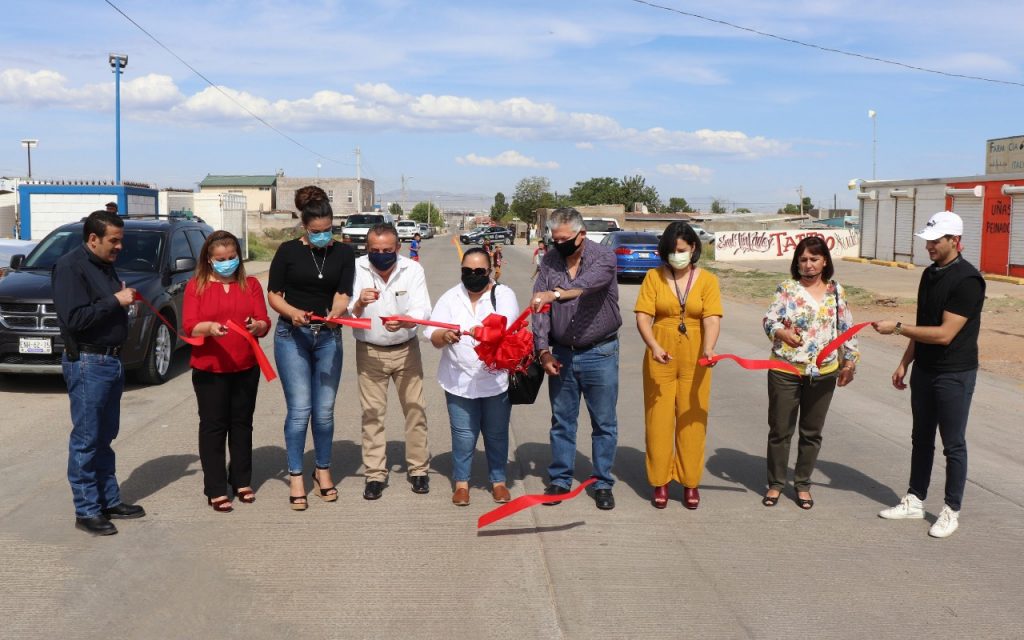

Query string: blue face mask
308 230 332 248
368 251 398 272
211 257 239 277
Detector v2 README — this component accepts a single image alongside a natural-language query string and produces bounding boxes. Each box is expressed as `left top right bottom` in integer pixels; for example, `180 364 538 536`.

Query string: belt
555 334 617 351
79 344 122 357
362 337 416 350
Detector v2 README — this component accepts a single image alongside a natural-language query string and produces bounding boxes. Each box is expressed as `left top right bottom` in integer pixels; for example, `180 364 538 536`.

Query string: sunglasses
461 267 489 277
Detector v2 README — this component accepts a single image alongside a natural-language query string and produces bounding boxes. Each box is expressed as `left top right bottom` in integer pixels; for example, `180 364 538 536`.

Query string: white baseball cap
915 211 963 240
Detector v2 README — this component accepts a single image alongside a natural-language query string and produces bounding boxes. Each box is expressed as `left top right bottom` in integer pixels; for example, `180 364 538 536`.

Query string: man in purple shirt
531 207 621 510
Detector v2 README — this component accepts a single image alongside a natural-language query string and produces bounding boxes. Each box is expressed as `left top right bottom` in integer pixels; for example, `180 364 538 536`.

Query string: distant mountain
377 188 491 213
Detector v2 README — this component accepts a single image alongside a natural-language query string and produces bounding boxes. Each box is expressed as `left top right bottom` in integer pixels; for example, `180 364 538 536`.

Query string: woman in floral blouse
761 236 859 509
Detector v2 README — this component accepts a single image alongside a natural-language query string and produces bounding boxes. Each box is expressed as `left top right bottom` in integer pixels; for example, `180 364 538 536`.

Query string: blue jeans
274 321 343 473
909 366 976 511
62 352 125 518
548 338 620 490
445 391 511 484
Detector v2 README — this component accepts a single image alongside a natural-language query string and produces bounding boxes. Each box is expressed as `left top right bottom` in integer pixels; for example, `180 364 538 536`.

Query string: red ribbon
309 314 373 330
380 315 461 332
477 477 598 529
699 354 801 375
224 320 277 382
133 292 205 346
815 321 874 367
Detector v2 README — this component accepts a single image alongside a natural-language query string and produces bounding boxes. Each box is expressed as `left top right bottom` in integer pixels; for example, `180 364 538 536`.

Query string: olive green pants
766 369 838 491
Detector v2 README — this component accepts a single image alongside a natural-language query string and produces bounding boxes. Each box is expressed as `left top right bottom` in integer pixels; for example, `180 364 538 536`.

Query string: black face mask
461 272 490 293
553 232 581 258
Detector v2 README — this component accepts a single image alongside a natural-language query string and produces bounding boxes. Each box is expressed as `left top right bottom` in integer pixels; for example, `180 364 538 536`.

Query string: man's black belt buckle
78 344 121 357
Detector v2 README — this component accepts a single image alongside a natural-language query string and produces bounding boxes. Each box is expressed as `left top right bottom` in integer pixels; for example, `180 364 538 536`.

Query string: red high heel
683 487 700 510
652 484 668 509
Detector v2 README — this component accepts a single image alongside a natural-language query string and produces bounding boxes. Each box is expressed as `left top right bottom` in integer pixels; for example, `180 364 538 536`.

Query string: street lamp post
316 161 321 184
20 139 38 179
109 53 128 184
868 109 877 180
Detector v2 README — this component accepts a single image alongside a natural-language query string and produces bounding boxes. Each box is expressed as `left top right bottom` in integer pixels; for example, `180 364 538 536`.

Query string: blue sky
2 0 1024 211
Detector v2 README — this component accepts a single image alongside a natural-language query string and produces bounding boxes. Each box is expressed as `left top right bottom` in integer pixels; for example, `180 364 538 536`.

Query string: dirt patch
707 263 1024 383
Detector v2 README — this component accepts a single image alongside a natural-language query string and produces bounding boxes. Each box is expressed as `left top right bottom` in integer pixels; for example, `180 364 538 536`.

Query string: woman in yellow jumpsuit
634 222 722 509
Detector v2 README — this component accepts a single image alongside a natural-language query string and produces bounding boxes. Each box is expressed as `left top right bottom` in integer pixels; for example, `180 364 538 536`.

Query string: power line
629 0 1024 88
102 0 354 165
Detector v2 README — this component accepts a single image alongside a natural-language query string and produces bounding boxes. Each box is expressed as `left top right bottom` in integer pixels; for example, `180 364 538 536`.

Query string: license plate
19 337 52 354
638 252 651 258
357 244 366 251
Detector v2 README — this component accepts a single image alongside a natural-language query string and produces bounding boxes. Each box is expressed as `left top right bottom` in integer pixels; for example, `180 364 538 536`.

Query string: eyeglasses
461 267 489 277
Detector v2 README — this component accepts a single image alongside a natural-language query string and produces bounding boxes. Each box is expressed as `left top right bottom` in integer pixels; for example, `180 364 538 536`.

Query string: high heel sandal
312 468 339 502
652 484 668 509
235 488 256 504
207 496 233 513
683 487 700 510
289 472 308 511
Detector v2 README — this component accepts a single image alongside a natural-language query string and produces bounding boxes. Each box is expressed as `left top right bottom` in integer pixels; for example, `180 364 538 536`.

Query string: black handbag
508 360 545 405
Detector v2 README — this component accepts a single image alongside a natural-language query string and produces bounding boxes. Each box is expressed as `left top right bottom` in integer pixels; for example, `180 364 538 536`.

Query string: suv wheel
137 321 174 385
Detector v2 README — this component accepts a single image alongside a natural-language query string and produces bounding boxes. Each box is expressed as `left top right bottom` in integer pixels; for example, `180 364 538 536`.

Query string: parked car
0 239 37 276
690 224 715 245
601 231 662 280
459 225 513 245
0 216 213 384
582 217 621 244
395 219 419 242
342 213 394 255
418 223 434 239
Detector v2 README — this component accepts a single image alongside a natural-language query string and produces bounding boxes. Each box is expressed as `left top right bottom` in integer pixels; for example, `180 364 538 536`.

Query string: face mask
368 251 398 272
211 257 239 277
308 230 332 248
667 252 691 269
461 272 490 293
553 233 581 258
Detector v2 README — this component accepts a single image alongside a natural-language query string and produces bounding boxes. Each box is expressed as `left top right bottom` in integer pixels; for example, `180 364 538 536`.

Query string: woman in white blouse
425 247 520 506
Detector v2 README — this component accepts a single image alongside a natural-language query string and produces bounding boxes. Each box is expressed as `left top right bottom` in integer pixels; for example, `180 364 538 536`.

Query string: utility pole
797 185 804 216
401 173 412 217
354 146 362 213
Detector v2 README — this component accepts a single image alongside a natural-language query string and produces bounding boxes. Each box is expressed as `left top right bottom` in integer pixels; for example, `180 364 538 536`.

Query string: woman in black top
268 186 355 510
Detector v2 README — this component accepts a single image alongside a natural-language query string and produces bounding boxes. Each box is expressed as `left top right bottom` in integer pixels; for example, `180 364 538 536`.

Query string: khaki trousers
356 339 429 481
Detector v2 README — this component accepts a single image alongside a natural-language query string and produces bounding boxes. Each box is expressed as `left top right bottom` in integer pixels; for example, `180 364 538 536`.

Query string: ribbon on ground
477 477 598 529
224 319 277 382
309 314 373 330
815 321 874 367
699 354 801 375
133 292 205 346
379 315 461 332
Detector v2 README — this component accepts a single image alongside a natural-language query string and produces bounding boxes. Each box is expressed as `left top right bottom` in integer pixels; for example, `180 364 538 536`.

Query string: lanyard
672 266 696 312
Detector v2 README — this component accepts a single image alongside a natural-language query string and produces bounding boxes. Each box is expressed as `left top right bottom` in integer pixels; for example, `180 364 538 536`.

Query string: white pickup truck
582 217 621 243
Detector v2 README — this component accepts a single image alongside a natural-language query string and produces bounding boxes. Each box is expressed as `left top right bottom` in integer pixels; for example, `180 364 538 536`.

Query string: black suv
0 216 213 384
459 225 513 245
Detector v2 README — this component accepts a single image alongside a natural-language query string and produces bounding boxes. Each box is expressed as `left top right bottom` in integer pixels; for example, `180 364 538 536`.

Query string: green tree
388 202 403 217
510 176 552 223
568 177 623 206
735 207 751 213
621 174 662 212
665 197 694 213
410 201 443 226
777 197 812 215
490 192 510 220
710 200 727 214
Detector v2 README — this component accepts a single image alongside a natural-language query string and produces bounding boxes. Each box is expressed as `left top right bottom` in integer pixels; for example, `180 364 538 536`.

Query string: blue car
601 231 661 280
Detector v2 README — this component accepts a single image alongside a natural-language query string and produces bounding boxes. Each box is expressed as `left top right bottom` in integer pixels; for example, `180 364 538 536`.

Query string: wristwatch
894 322 903 336
553 290 562 300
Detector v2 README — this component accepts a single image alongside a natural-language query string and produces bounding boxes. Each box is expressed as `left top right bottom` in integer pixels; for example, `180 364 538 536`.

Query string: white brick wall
29 193 116 239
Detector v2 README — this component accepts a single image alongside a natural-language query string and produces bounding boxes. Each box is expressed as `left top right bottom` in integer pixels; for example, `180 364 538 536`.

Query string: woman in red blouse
183 231 271 512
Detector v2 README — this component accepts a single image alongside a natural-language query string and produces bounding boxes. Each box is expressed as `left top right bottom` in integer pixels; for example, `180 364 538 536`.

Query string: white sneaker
928 506 960 538
878 494 925 519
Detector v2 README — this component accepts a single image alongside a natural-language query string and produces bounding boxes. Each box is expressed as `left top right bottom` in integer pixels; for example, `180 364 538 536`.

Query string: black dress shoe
75 515 118 536
594 489 615 510
542 484 571 506
409 475 430 494
363 480 386 500
101 503 146 519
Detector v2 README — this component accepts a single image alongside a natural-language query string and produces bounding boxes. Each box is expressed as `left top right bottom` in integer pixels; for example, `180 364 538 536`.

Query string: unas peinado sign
714 229 860 262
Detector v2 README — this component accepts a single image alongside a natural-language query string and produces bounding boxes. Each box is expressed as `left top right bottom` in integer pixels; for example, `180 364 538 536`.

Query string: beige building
198 175 276 212
276 176 375 216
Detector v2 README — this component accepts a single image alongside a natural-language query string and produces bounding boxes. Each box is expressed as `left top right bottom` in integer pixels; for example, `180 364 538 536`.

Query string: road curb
984 274 1024 285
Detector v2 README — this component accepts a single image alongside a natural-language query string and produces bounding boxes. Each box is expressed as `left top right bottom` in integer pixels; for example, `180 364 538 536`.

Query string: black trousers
192 366 260 498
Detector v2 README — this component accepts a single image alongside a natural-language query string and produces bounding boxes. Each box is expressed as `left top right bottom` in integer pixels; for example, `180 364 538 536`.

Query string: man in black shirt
873 211 985 538
53 210 146 536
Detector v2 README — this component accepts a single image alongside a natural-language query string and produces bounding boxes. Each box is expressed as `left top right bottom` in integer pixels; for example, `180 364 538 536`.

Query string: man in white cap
872 211 985 538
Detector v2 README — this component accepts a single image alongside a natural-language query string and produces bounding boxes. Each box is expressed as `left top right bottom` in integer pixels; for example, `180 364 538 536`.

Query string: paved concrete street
1 236 1022 639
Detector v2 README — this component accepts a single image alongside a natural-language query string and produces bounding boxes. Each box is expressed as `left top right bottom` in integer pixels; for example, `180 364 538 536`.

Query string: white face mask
668 251 691 269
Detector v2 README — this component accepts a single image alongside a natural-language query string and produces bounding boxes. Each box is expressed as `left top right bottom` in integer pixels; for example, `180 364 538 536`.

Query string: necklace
310 246 327 279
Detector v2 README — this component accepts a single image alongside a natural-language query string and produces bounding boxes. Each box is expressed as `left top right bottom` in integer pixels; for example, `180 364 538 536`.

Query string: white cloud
456 150 559 169
656 163 714 182
576 142 594 150
0 68 789 158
